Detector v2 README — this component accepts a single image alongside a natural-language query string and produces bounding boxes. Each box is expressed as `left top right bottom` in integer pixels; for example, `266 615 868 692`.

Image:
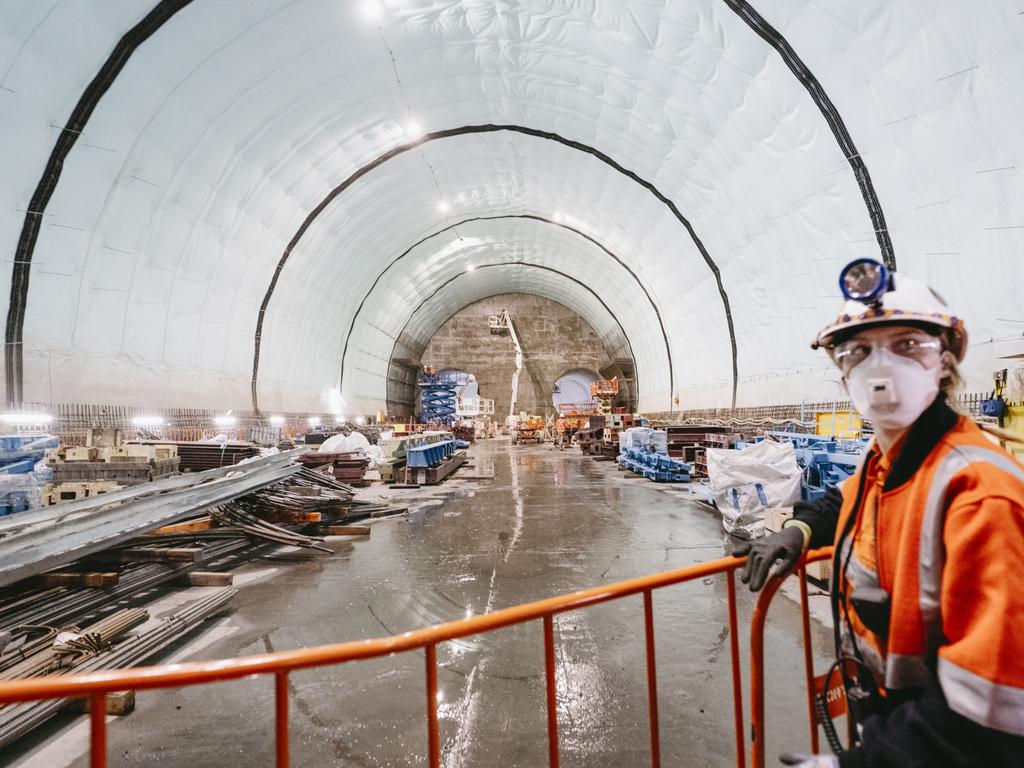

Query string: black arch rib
251 124 736 412
383 262 641 413
3 0 194 405
337 214 672 401
724 0 896 270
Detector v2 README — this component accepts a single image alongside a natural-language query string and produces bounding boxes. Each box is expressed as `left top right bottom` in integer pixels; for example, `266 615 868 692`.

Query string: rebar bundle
0 589 235 747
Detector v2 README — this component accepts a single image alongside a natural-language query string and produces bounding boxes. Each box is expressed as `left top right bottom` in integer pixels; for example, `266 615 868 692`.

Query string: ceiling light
307 417 321 428
131 416 164 428
360 1 384 22
404 119 423 139
437 200 451 213
466 264 475 272
213 415 237 428
553 212 564 223
0 412 53 425
269 415 286 427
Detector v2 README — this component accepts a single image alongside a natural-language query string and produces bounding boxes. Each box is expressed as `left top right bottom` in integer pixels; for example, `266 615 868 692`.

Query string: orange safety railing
0 548 834 768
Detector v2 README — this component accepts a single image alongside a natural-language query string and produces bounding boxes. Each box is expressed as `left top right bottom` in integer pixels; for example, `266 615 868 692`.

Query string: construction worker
733 259 1024 767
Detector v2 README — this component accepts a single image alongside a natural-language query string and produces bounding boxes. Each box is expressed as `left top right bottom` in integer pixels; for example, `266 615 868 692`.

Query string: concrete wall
418 294 623 422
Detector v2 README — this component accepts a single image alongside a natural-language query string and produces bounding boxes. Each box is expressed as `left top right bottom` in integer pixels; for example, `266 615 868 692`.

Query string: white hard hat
812 259 968 361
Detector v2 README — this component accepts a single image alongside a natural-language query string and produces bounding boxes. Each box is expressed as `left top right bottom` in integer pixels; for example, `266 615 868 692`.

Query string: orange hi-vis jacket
834 408 1024 737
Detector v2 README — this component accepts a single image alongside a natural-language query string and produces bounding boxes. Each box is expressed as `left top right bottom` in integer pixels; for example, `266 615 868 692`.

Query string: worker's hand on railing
732 527 806 591
780 752 838 767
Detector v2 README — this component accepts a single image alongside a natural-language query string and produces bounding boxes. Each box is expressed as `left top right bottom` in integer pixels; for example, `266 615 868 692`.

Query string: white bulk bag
706 441 802 539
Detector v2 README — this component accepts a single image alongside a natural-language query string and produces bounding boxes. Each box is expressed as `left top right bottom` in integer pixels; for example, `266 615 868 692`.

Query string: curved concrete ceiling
3 1 1022 414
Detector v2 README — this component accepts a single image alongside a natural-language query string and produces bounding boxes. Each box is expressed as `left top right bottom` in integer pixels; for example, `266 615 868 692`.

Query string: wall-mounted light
0 412 53 425
269 415 286 427
213 415 237 428
131 416 164 428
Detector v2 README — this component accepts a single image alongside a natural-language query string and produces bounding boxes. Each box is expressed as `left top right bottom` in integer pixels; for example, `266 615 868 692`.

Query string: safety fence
0 548 834 768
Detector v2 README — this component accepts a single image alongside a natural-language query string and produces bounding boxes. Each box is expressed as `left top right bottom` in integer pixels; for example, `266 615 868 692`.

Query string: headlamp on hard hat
839 258 891 307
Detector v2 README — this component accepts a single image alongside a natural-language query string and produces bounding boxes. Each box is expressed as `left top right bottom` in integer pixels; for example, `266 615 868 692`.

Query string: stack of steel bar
0 538 254 638
0 607 148 681
298 451 369 487
131 440 259 472
0 589 235 747
0 450 301 588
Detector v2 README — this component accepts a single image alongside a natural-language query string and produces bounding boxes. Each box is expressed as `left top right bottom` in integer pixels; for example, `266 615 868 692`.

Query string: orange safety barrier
0 548 834 768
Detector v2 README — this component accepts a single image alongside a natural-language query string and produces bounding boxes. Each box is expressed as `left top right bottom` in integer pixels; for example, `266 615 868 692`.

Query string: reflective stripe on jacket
834 405 1024 736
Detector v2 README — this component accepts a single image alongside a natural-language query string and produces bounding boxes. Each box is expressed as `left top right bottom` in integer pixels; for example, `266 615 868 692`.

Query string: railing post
543 614 560 768
798 567 820 754
642 590 661 768
749 574 786 768
89 692 107 768
275 672 289 768
426 643 441 768
726 570 746 768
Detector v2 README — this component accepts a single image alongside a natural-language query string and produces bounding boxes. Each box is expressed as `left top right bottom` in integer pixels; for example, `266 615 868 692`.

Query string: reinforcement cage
0 548 834 768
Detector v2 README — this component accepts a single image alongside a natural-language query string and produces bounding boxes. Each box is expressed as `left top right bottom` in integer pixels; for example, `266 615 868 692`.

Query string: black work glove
733 526 806 591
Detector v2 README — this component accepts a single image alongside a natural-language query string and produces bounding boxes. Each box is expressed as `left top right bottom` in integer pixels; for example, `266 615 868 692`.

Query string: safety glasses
830 334 943 374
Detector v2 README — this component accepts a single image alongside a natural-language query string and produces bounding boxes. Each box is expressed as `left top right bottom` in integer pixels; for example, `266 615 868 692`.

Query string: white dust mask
844 348 940 431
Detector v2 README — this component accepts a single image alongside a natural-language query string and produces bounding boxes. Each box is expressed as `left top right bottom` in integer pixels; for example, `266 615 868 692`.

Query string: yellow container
815 410 863 439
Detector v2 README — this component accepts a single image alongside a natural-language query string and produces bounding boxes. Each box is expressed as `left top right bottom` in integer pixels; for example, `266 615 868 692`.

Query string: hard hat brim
811 308 968 361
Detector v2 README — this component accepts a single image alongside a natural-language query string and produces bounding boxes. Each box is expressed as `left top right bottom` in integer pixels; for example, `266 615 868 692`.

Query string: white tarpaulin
707 441 803 539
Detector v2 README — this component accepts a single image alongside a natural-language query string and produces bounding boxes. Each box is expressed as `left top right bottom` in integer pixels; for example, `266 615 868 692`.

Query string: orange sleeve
939 479 1024 734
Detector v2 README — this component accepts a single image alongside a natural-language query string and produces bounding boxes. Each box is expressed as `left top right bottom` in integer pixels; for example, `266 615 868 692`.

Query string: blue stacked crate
617 446 691 482
0 434 59 515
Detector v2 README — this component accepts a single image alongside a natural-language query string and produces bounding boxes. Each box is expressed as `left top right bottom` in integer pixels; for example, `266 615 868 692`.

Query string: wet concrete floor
7 440 833 768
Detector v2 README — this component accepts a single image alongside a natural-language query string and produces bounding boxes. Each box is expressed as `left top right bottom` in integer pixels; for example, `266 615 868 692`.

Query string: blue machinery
738 431 870 501
417 371 469 426
617 447 692 483
406 438 459 468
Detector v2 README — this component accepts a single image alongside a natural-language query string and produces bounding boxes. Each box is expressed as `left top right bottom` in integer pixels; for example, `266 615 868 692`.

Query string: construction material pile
0 451 301 588
0 590 235 747
298 451 369 486
45 432 180 506
394 434 466 485
132 440 259 472
0 434 58 515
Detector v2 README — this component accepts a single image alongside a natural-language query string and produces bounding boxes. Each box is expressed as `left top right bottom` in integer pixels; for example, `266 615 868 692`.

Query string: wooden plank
320 525 371 536
177 571 233 587
262 511 321 524
146 516 213 536
41 571 119 588
69 690 135 716
120 547 205 563
370 507 407 519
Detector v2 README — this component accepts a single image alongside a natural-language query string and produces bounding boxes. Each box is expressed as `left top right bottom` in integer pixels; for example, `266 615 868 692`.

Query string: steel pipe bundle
0 589 235 747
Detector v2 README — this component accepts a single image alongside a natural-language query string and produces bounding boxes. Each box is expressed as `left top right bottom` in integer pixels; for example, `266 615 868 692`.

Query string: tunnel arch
335 213 671 408
6 2 1020 416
